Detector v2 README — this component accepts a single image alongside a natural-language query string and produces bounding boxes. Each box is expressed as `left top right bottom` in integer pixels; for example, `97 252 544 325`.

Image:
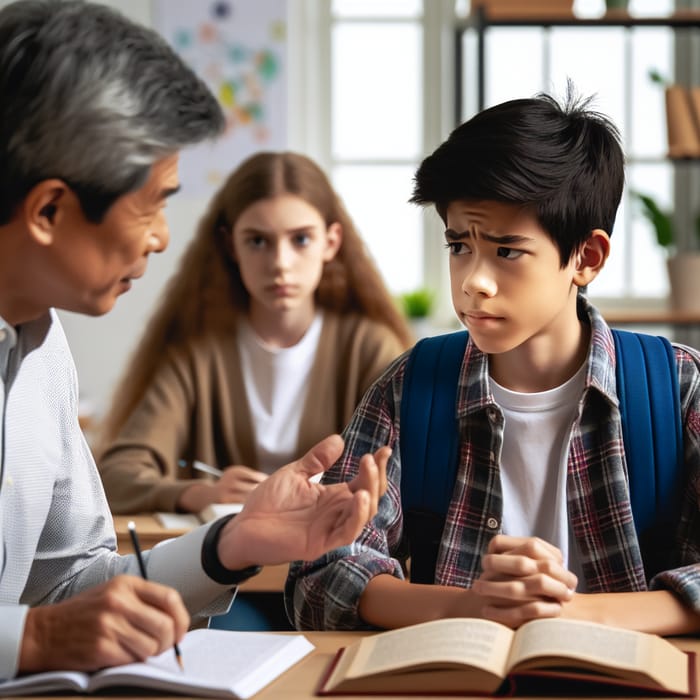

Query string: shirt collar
0 315 18 383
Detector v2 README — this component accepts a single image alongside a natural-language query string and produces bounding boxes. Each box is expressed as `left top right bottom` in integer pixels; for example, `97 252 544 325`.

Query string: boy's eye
445 241 469 256
496 246 523 260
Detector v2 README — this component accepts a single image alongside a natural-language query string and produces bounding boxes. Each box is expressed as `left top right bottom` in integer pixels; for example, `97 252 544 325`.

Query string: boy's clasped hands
472 535 578 628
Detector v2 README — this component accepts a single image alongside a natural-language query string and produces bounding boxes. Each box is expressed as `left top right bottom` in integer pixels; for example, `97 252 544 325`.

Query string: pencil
127 520 184 671
178 458 224 478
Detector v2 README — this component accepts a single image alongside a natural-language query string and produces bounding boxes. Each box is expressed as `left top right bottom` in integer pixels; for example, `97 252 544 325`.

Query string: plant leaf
632 191 674 248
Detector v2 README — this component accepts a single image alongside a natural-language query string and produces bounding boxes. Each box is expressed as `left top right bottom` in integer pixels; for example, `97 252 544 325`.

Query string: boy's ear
323 221 343 262
22 180 70 246
572 228 610 287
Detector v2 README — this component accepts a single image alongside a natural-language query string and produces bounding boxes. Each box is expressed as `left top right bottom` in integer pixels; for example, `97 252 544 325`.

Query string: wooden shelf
456 8 700 117
459 10 700 30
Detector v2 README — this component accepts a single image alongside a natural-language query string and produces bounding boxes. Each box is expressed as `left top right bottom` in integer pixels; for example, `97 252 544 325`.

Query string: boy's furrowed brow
482 232 534 245
444 228 533 245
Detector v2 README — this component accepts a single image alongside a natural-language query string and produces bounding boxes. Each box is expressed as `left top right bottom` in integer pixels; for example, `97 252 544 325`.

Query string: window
329 1 425 295
294 0 686 315
457 0 678 305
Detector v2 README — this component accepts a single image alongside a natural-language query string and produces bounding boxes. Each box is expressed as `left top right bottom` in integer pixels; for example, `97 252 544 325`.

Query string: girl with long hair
97 151 411 516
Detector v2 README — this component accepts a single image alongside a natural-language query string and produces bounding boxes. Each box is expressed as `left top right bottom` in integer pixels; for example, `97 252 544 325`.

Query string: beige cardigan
98 312 406 513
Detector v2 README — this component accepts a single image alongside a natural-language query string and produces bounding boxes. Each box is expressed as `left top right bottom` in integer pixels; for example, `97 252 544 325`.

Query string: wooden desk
112 514 288 593
13 632 699 699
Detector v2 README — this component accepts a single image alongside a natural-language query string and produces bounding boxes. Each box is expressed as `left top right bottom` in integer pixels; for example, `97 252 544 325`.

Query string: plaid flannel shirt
286 299 700 630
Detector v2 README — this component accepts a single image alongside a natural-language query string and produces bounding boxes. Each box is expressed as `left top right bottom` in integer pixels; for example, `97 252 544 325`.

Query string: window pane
332 23 422 159
485 29 544 106
333 165 422 294
332 0 422 19
628 163 672 297
630 28 673 158
550 28 626 132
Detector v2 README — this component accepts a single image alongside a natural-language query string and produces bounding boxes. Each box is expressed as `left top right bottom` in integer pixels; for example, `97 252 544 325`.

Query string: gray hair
0 0 225 223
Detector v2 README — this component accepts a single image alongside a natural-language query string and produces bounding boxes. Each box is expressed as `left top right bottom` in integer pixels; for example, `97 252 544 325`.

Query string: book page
0 671 88 697
91 628 313 699
154 512 200 529
199 503 244 522
346 618 513 680
507 618 689 694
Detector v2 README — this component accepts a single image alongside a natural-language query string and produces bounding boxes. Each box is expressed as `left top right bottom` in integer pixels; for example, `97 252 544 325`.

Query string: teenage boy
0 0 389 680
286 91 700 635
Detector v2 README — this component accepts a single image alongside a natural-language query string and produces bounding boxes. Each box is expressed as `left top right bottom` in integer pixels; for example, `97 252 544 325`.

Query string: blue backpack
399 329 684 584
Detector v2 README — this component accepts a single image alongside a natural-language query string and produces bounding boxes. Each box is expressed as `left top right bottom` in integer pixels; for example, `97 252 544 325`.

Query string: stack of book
666 85 700 158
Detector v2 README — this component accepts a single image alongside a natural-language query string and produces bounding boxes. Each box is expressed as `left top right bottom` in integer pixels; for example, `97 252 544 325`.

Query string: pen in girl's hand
127 520 184 671
178 458 224 478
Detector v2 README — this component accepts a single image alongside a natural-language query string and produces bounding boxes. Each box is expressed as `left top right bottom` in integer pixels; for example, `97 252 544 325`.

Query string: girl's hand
177 465 267 512
215 465 268 503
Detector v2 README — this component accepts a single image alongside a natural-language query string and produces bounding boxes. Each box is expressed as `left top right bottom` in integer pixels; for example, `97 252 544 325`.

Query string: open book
319 618 694 697
0 628 313 699
155 503 244 530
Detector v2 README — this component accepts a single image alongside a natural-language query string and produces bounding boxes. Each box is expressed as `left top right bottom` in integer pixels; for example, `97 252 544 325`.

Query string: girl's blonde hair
98 151 412 446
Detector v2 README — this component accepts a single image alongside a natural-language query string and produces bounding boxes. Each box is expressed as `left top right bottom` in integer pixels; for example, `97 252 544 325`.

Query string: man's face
445 199 580 356
43 154 180 317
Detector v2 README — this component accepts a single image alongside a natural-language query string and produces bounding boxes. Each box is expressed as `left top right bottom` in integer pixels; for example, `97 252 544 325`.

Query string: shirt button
486 517 499 530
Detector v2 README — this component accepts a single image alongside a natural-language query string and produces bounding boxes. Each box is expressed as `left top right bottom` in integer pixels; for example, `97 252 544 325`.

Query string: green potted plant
400 288 434 338
604 0 628 12
632 190 700 311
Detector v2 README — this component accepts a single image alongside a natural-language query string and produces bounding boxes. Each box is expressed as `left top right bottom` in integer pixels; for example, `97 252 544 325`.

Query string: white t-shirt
489 362 586 586
237 313 323 473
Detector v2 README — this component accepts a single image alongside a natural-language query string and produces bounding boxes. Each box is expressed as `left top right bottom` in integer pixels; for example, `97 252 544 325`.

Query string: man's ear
22 180 70 246
572 228 610 287
323 221 343 262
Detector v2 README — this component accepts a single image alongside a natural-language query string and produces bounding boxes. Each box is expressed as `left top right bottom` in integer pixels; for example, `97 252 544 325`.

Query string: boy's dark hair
411 89 625 266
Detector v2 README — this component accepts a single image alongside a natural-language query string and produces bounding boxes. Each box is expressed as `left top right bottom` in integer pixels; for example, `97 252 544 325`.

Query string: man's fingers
19 577 190 674
293 434 345 478
319 490 371 554
132 579 190 640
351 447 391 494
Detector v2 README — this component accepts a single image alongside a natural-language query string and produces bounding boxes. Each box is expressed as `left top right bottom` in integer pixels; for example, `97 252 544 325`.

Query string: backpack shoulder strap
611 329 683 538
400 331 468 583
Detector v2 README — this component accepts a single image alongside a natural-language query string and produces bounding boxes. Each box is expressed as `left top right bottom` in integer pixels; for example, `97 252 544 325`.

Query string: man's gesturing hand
216 434 390 569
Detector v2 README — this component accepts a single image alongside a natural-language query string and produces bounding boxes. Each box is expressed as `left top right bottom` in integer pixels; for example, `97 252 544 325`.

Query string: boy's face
445 199 581 356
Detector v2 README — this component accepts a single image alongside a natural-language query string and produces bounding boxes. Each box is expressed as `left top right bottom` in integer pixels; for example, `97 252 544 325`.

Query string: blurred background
4 0 698 422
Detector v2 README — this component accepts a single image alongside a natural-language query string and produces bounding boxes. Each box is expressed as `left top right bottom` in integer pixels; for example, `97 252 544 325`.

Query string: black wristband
201 514 262 585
